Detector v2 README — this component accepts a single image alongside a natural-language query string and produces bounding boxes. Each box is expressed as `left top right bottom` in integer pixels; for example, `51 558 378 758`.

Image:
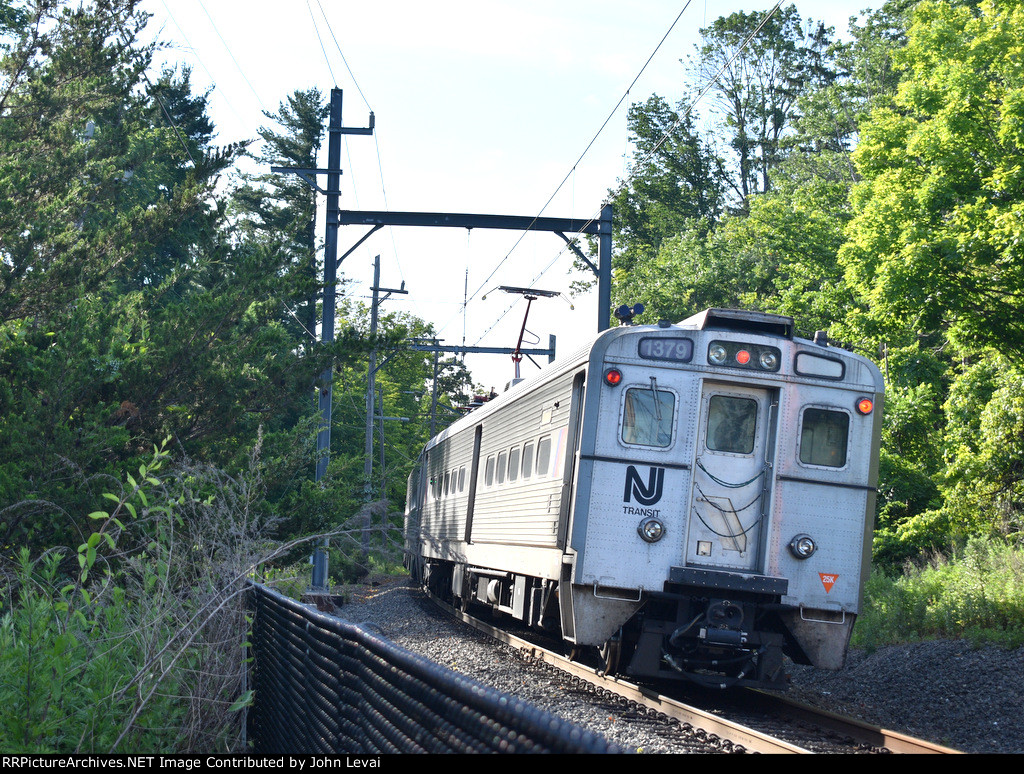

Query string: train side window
536 436 552 477
497 451 507 485
706 395 757 454
485 455 495 488
508 447 520 482
458 466 466 492
522 442 534 479
799 408 850 467
622 387 675 447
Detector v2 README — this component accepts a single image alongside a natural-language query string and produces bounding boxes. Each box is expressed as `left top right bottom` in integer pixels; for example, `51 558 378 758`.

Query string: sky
139 0 877 396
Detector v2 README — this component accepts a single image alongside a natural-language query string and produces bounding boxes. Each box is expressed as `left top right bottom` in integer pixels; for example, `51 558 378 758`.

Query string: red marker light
856 397 874 415
604 368 623 386
735 349 751 365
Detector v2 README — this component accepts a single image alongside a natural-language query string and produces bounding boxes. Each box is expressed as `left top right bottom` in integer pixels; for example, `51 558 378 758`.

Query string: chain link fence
246 582 620 754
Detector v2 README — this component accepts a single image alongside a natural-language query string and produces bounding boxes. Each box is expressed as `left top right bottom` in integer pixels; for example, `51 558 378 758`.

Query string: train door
557 372 586 549
685 383 776 573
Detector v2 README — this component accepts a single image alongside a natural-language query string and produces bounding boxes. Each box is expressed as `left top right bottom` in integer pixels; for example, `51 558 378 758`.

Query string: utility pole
273 88 373 593
364 254 407 562
429 344 441 438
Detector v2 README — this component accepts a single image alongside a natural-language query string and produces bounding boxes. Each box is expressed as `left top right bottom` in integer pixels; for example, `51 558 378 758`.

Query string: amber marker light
856 397 874 415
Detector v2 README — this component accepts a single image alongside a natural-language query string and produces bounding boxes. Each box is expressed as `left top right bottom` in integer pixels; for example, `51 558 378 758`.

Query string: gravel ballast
325 576 1022 754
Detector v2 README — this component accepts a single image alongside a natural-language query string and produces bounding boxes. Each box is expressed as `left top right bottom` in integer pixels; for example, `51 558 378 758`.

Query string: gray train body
404 309 884 689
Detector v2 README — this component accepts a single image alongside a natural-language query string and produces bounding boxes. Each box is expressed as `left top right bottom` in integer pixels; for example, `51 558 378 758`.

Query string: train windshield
622 387 675 447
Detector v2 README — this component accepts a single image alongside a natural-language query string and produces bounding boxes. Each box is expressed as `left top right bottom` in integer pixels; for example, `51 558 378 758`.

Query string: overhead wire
194 0 267 114
469 0 786 347
312 0 408 292
313 0 374 113
306 0 337 85
462 1 695 312
158 0 246 127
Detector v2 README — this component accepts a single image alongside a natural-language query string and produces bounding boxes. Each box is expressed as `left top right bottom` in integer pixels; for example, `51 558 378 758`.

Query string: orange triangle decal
819 573 838 593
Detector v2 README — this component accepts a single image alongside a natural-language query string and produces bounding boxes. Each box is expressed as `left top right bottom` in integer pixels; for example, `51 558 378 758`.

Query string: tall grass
854 536 1024 650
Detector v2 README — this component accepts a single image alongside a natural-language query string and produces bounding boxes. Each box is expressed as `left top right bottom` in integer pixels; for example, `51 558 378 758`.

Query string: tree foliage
0 1 462 568
0 0 474 751
841 0 1024 356
687 4 840 207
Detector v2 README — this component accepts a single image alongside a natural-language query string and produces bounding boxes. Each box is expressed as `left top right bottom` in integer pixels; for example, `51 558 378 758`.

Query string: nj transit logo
623 466 666 506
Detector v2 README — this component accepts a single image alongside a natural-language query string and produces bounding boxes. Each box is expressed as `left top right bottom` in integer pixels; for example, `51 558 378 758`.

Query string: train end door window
799 407 850 467
621 386 675 447
706 395 758 454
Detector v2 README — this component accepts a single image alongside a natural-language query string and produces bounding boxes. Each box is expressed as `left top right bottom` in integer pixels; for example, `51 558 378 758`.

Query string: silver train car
404 308 884 689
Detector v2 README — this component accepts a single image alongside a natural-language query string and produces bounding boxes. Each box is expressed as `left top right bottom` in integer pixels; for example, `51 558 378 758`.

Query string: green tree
607 94 724 268
0 0 217 549
840 0 1024 357
232 88 328 340
940 355 1024 541
0 2 330 557
0 0 30 38
688 4 838 208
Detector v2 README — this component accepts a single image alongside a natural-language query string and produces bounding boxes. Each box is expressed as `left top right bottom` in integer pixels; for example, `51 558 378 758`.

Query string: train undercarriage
413 556 797 690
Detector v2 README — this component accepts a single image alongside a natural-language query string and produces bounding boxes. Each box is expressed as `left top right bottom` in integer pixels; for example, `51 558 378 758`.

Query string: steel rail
427 591 809 754
747 690 963 755
426 590 961 755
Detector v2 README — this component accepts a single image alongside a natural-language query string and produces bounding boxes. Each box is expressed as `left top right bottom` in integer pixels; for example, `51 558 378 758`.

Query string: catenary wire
312 0 408 291
462 1 696 311
158 0 246 127
469 1 785 347
194 0 267 113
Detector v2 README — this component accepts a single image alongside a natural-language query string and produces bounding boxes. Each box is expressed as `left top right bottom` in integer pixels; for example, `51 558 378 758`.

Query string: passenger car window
522 443 534 479
622 387 675 447
706 395 757 454
484 456 495 487
508 447 520 482
497 451 507 484
536 436 551 477
800 408 849 467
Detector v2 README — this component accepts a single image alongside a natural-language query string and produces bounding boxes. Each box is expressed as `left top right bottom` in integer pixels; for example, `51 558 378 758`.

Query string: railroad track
426 591 961 754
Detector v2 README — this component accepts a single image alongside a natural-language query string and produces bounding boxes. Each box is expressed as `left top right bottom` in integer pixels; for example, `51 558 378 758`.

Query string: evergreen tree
232 89 329 340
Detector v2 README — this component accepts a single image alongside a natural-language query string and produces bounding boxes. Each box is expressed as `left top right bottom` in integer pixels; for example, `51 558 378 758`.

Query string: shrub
855 536 1024 650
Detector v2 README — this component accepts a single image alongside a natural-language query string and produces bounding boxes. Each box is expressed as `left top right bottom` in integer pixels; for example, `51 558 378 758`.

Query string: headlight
638 518 665 543
760 350 778 370
708 343 728 365
789 534 816 559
